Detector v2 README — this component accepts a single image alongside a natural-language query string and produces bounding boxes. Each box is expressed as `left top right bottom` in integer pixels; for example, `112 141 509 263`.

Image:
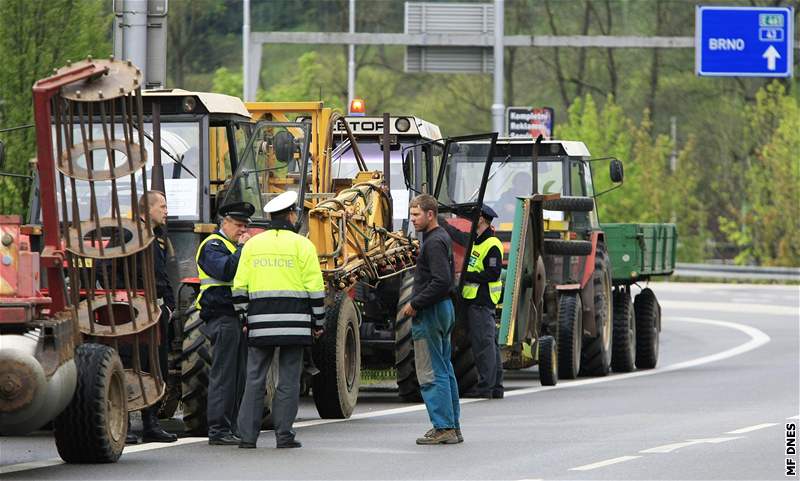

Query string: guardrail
674 263 800 282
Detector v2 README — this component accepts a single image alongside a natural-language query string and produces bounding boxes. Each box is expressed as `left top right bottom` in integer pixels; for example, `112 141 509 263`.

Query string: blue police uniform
196 202 254 444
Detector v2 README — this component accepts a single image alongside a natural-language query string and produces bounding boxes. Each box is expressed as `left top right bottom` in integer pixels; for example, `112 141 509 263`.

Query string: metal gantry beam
250 31 800 49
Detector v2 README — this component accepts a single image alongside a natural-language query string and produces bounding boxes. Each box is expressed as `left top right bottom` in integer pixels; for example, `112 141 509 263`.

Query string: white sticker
163 178 198 217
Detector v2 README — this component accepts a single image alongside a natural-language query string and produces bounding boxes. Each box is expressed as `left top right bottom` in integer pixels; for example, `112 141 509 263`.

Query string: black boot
125 414 139 444
142 408 177 443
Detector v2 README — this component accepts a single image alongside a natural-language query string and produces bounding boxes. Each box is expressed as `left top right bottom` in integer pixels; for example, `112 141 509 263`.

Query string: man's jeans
412 299 461 430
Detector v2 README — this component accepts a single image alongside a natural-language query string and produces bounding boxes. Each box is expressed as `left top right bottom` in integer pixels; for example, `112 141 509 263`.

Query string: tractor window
331 140 431 230
570 161 586 196
224 121 311 221
52 121 201 222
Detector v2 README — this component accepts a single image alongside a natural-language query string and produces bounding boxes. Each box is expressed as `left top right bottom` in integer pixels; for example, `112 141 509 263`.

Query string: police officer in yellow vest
233 191 325 449
196 201 255 445
443 204 505 398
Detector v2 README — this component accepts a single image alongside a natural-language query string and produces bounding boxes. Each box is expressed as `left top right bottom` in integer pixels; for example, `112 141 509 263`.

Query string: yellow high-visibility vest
461 236 503 304
195 233 237 308
232 228 325 345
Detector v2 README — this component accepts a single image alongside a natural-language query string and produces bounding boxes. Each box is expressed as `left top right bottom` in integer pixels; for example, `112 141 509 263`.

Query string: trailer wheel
179 307 211 435
312 293 360 418
544 239 593 256
611 287 636 373
634 288 660 369
537 336 558 386
556 292 582 379
580 245 613 377
542 196 595 212
394 272 421 401
54 343 127 464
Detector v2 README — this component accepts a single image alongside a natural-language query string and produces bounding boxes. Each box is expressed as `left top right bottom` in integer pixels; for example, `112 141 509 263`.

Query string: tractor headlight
395 117 411 132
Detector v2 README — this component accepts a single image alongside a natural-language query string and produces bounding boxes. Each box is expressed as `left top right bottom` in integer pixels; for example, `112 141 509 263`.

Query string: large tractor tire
556 291 582 379
611 287 636 373
394 272 421 402
452 340 479 396
544 239 593 256
312 293 361 418
542 196 595 212
180 307 211 436
537 335 558 386
634 288 660 369
54 343 127 464
580 245 613 377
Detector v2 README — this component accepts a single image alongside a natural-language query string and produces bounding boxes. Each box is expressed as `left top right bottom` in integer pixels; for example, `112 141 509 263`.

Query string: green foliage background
0 0 798 266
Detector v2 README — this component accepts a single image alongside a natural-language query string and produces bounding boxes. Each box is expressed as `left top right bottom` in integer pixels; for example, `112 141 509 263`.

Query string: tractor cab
331 115 444 231
29 89 254 285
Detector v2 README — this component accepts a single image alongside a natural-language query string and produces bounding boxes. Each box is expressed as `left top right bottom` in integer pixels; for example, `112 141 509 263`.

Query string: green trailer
602 223 677 284
601 222 676 372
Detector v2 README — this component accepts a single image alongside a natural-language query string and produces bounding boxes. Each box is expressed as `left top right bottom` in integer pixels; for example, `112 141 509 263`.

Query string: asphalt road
2 282 798 480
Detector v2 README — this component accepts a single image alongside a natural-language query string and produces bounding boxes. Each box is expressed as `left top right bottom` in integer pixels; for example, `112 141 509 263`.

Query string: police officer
111 191 178 444
233 191 325 449
196 201 255 445
442 204 504 399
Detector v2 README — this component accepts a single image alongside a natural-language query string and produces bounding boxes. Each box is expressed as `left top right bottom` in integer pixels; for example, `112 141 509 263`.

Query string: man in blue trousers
401 194 462 445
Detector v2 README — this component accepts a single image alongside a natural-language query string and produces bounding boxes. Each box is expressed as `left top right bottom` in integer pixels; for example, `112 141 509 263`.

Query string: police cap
480 204 498 220
264 191 298 214
219 201 255 223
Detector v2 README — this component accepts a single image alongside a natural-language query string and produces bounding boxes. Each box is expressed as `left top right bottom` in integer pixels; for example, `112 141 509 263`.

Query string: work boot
416 428 459 445
209 433 242 446
239 441 257 449
142 409 178 443
426 427 464 443
276 439 302 449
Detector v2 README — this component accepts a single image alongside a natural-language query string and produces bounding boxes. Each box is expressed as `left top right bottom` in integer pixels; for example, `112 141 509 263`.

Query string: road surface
2 282 798 480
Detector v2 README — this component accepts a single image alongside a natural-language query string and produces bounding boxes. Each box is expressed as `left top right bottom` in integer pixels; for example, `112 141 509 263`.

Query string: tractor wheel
158 313 185 420
556 292 582 379
452 341 479 395
54 343 127 464
537 336 558 386
634 288 660 369
542 196 595 212
180 307 211 436
611 287 636 373
394 272 421 402
312 293 361 418
580 245 613 377
544 239 593 256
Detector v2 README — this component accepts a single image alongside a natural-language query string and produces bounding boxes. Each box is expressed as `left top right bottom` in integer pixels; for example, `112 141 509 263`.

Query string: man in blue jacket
195 201 254 445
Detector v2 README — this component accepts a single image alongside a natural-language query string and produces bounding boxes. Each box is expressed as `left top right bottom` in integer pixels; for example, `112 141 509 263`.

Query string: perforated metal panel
405 2 494 34
404 2 495 74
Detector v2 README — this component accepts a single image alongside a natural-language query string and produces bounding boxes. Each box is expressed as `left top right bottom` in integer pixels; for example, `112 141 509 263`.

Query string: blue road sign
696 6 794 77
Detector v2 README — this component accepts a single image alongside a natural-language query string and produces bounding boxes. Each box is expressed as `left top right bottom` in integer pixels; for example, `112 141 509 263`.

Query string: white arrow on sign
763 45 781 71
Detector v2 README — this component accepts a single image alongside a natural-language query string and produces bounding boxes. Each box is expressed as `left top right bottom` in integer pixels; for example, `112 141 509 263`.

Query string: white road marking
660 300 798 316
639 437 742 454
788 415 800 420
0 460 64 475
0 316 771 475
726 423 779 434
569 455 641 471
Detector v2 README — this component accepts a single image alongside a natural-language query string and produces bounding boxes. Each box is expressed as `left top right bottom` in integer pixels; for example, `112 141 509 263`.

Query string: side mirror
610 159 624 183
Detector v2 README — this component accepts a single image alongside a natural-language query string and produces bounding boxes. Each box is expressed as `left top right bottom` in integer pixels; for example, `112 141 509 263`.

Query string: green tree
0 0 111 216
721 83 800 266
